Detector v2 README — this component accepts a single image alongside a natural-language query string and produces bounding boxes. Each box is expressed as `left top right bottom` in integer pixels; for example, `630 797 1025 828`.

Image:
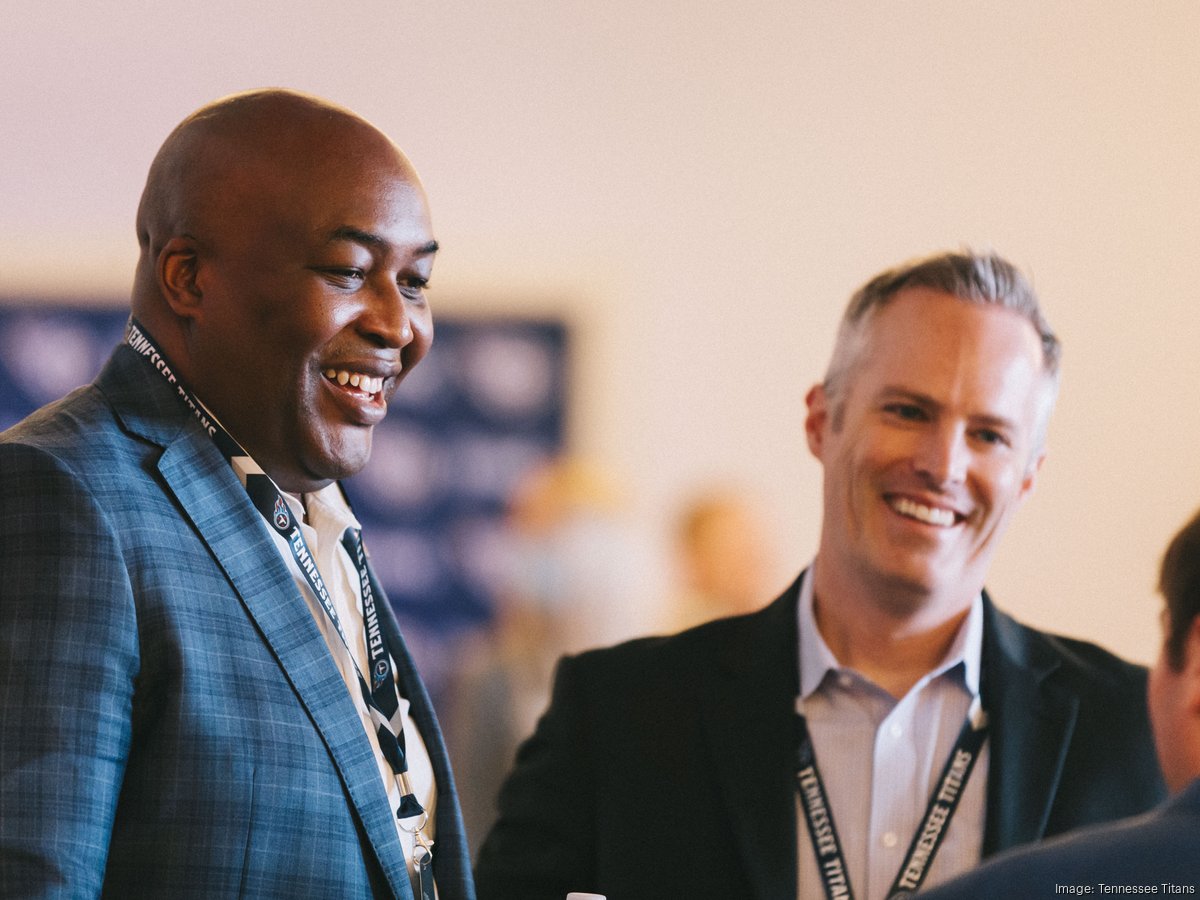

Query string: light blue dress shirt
796 568 988 900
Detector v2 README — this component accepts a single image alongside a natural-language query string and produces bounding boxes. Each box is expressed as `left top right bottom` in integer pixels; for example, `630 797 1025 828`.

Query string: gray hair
822 250 1062 454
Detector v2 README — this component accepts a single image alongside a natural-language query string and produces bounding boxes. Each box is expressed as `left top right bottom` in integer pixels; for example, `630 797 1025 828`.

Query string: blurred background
5 0 1200 851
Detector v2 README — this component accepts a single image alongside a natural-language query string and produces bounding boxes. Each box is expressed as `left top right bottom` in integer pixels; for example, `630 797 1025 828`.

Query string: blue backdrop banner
0 303 568 634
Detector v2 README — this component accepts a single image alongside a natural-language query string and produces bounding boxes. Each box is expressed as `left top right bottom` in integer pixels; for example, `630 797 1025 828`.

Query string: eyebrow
327 226 439 256
879 386 935 403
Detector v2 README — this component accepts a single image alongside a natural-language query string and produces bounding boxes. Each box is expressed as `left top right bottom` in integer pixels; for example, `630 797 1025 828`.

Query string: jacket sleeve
0 442 138 899
473 653 601 900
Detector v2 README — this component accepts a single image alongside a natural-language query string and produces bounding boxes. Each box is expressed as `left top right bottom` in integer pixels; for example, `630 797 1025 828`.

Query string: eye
399 276 429 302
972 428 1011 448
883 402 927 422
318 267 366 288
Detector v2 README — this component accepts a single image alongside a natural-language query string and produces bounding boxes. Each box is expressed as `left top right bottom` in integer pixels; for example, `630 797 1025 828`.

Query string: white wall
4 1 1199 662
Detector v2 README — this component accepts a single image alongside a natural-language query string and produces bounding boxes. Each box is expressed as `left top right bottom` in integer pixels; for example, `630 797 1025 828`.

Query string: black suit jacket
919 779 1200 899
474 573 1165 900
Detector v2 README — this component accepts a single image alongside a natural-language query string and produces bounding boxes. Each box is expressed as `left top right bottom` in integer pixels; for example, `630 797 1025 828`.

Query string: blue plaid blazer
0 343 475 900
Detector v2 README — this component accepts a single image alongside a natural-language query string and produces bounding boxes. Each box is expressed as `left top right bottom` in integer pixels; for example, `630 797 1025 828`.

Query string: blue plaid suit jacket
0 343 476 900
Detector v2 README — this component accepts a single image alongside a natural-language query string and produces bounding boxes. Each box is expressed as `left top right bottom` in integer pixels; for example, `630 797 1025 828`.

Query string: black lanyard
794 697 988 900
125 320 435 898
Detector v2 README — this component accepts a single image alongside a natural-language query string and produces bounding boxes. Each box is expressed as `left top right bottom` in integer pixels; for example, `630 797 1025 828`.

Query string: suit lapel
702 581 802 900
103 347 415 899
697 578 1086 887
980 595 1080 855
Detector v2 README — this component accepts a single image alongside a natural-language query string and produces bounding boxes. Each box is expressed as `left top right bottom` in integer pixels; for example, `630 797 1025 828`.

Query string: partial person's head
805 251 1059 614
131 88 438 493
1148 508 1200 792
675 490 772 619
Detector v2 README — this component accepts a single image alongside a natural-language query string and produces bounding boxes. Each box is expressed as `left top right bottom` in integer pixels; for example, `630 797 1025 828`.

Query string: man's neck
810 564 976 699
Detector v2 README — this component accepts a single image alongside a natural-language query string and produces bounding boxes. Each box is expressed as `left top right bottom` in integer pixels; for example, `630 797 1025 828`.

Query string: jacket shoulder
985 599 1148 696
562 579 800 687
1 344 185 476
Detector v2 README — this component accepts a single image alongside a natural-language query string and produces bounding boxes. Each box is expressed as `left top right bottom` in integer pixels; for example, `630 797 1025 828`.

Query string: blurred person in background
445 457 649 860
0 89 472 899
921 508 1200 898
665 487 778 632
474 250 1165 900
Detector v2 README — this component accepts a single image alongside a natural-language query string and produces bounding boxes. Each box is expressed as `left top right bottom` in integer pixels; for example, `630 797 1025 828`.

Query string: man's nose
913 422 969 486
359 280 414 349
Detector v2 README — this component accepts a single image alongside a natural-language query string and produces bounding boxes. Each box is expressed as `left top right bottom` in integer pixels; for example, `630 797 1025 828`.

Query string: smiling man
0 90 474 900
474 251 1165 900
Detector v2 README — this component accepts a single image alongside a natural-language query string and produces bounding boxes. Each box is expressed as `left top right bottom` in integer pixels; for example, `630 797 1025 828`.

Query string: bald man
0 90 474 900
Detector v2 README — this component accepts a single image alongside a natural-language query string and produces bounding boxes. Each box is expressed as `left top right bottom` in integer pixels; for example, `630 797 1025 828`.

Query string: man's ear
1018 451 1046 502
157 236 203 321
805 384 828 460
1180 616 1200 716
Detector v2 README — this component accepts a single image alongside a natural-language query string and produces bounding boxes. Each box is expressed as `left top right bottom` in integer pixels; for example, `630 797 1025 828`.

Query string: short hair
1159 508 1200 670
822 250 1062 452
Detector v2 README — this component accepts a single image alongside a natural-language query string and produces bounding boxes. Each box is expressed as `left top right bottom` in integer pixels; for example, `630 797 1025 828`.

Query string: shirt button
838 674 854 689
882 831 898 848
889 722 903 738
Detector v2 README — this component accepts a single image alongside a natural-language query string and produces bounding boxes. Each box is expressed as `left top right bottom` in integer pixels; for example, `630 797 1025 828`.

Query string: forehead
290 162 432 249
202 119 432 250
852 287 1048 410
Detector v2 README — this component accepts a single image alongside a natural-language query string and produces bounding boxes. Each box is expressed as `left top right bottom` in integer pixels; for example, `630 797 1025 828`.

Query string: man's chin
866 558 953 606
874 556 986 609
294 435 374 491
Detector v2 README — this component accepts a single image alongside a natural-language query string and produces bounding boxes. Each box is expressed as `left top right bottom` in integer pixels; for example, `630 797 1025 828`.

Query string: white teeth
322 369 384 395
891 497 956 527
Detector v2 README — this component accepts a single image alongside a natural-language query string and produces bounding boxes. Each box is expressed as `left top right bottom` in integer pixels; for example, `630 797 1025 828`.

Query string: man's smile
320 365 392 425
322 367 385 397
886 495 962 528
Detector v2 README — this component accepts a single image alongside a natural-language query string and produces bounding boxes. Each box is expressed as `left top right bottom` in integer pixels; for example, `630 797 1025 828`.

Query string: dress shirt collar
797 565 983 702
189 394 360 534
225 445 360 537
292 482 362 533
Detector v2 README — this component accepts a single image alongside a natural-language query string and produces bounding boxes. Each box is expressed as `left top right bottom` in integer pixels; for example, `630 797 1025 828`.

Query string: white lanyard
126 320 435 898
794 696 988 900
